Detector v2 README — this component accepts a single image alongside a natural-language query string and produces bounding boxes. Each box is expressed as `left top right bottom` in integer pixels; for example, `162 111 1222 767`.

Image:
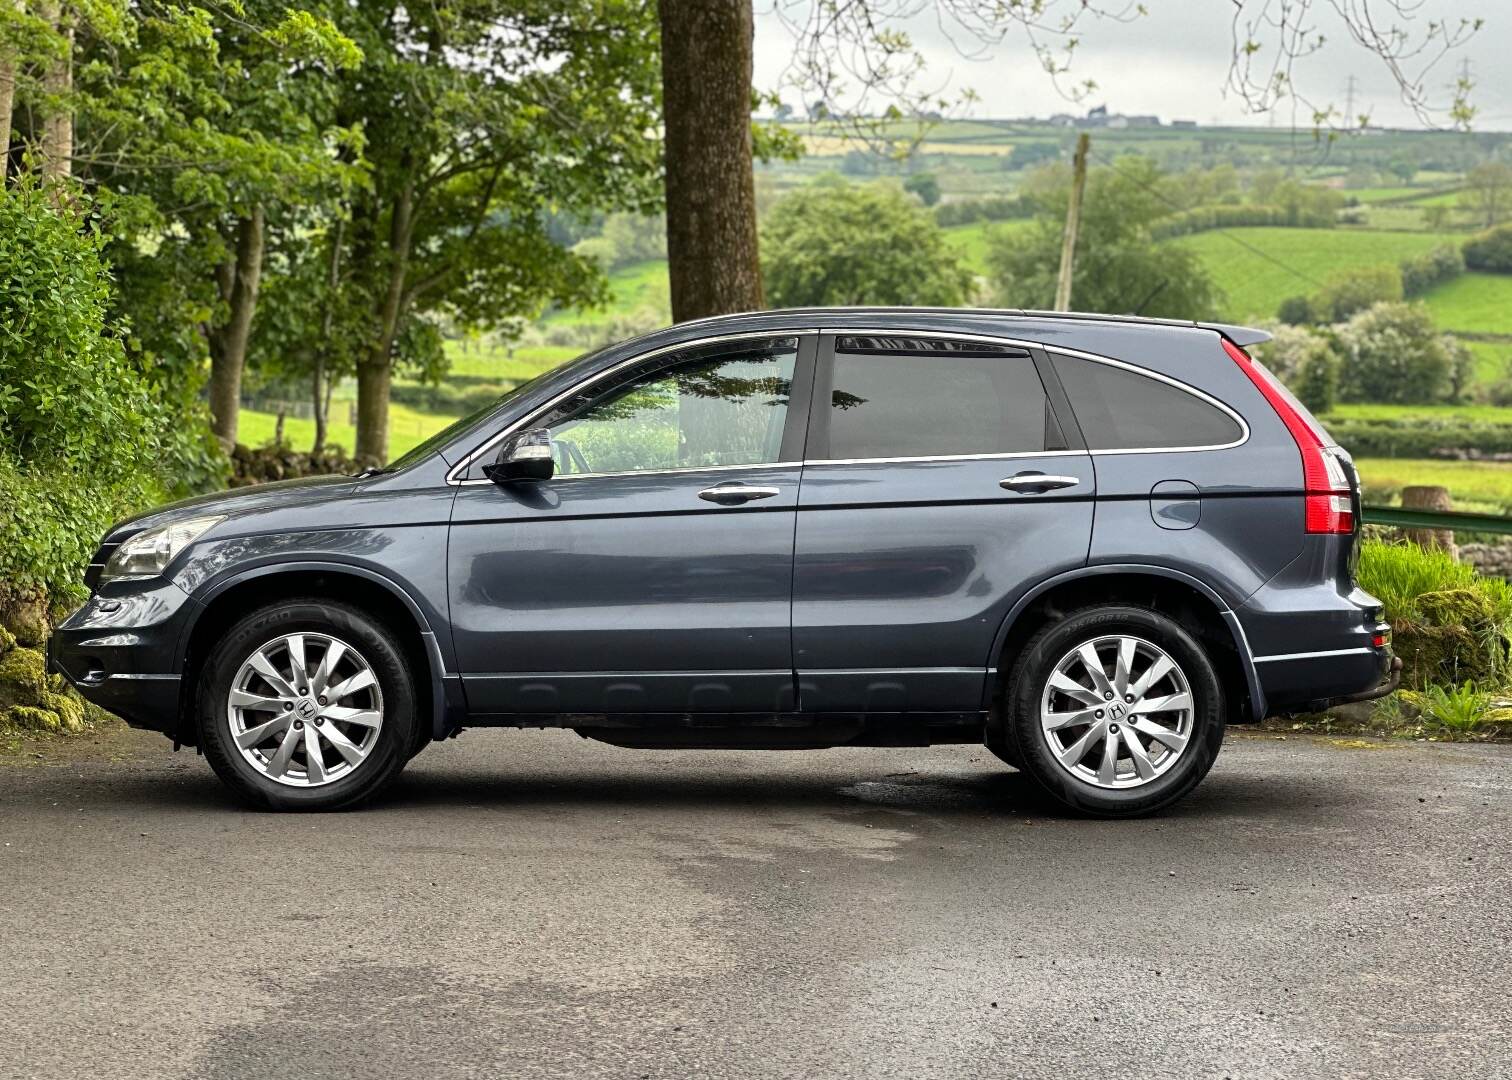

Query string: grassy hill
1171 227 1463 322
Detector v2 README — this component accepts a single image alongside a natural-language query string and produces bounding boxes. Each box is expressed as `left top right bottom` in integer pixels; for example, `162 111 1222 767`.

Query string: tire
1000 605 1225 818
196 599 420 811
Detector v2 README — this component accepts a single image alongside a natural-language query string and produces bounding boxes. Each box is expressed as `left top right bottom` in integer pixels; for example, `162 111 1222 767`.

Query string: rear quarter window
1052 354 1244 451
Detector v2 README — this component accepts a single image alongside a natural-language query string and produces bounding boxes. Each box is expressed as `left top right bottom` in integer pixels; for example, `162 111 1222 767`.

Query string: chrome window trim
507 460 801 484
448 324 1250 485
447 330 818 486
817 326 1250 459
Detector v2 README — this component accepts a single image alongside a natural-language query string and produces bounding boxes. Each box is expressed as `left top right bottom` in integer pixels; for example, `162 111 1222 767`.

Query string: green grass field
541 259 669 327
1325 402 1512 424
1355 457 1512 509
1421 273 1512 336
1173 227 1463 322
239 402 458 459
442 342 581 380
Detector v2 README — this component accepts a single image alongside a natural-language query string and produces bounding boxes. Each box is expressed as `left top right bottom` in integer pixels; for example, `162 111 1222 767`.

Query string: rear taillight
1222 338 1354 534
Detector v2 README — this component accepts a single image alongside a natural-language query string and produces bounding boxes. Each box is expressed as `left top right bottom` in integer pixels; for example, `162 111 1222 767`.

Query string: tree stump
1401 485 1456 556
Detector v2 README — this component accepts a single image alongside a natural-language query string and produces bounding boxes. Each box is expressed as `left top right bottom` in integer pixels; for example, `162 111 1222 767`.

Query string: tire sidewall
197 600 418 811
1006 606 1225 817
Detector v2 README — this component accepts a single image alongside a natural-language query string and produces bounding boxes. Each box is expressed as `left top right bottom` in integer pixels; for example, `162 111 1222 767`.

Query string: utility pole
1343 74 1358 128
1054 132 1089 313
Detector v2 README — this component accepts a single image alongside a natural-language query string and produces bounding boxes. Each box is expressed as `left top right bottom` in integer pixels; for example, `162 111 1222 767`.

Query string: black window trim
803 328 1249 465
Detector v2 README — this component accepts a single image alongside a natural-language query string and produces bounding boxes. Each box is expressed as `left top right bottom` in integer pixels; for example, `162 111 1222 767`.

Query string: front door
449 334 816 717
793 333 1095 713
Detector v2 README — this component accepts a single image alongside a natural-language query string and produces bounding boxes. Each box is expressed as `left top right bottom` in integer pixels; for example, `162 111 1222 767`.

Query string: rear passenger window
825 337 1065 459
1052 354 1243 451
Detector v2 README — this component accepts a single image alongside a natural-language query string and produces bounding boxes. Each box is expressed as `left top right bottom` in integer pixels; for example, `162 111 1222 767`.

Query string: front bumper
48 579 200 738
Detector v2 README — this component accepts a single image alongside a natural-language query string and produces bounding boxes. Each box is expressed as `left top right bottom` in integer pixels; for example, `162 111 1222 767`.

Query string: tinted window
544 337 797 475
1052 355 1242 451
825 339 1061 459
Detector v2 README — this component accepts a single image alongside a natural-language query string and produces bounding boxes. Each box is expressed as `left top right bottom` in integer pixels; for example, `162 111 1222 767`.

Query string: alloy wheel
226 633 384 788
1039 635 1194 790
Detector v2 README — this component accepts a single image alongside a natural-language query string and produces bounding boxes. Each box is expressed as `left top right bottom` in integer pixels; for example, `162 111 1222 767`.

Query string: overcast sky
752 2 1510 131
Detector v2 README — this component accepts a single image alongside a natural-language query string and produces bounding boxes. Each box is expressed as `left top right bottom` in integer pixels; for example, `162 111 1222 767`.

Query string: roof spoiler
1199 322 1272 348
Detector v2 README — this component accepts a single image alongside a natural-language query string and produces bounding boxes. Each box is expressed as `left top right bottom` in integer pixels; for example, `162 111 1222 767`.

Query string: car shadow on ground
62 747 1355 825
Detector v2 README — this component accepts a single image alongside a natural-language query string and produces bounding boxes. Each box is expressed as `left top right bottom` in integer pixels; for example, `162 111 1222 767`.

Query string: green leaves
761 181 974 308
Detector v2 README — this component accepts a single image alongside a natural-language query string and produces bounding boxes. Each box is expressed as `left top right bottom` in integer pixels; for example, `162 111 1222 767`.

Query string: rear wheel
197 599 419 811
999 605 1225 817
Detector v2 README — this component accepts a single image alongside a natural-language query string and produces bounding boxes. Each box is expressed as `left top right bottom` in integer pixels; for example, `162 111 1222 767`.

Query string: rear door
792 333 1095 713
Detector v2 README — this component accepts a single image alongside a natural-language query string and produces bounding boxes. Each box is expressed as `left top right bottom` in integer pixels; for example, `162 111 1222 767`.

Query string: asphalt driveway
2 726 1509 1080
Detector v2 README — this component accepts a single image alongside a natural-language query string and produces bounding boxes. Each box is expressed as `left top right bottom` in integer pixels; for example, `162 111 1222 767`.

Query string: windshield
376 362 574 475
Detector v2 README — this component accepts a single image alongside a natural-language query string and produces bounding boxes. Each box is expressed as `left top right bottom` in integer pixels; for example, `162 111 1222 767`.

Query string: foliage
902 172 941 207
934 194 1030 227
1313 265 1404 323
987 156 1222 319
1400 245 1464 298
761 182 975 308
1462 223 1512 273
1324 416 1512 459
572 214 668 273
1150 202 1338 240
1419 681 1492 735
1334 302 1456 405
0 185 194 602
1357 540 1512 691
1459 162 1512 227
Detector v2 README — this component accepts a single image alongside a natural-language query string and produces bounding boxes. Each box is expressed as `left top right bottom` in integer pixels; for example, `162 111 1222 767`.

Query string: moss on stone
0 591 50 647
41 690 85 732
0 645 48 707
1417 588 1495 627
1 704 60 733
0 624 15 654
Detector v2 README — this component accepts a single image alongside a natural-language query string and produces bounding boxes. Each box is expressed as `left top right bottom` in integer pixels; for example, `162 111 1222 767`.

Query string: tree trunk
0 0 17 175
355 361 390 464
207 207 266 448
1402 485 1456 557
657 0 763 323
311 218 345 455
38 0 70 181
355 182 414 464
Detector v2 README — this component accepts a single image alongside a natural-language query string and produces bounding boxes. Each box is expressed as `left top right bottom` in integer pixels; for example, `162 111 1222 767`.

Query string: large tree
986 156 1222 320
656 0 1481 323
332 0 662 462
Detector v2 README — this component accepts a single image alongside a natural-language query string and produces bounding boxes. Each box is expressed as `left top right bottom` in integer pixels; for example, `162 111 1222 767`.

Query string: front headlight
100 515 225 583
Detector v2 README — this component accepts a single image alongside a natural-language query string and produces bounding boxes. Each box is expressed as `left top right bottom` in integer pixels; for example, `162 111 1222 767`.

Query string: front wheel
999 606 1225 818
197 599 419 811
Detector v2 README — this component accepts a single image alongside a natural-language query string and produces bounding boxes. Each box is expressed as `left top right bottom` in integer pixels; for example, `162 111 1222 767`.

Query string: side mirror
483 428 554 485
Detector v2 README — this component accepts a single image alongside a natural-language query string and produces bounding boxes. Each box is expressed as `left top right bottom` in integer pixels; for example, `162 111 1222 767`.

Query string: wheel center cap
295 697 319 720
1109 702 1126 721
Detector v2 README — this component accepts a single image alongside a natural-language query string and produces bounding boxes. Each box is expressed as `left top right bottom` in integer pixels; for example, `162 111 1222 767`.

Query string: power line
1086 149 1327 291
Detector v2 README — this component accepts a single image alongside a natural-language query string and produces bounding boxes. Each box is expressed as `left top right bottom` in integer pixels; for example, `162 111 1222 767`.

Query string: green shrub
1335 302 1455 405
1314 265 1404 324
1399 244 1464 298
1149 202 1338 240
1419 681 1492 734
1358 540 1512 689
1322 417 1512 458
0 183 194 604
933 194 1030 227
1462 223 1512 273
1276 294 1316 325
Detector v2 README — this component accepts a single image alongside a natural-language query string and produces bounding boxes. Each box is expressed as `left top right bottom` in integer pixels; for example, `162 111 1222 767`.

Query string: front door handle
698 482 781 505
1000 472 1080 493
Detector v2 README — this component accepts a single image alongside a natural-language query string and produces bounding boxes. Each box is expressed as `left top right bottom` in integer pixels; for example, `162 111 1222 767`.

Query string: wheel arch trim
983 563 1265 719
175 560 453 742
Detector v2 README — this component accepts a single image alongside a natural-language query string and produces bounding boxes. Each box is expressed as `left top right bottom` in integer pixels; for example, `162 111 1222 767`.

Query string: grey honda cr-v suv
50 309 1398 816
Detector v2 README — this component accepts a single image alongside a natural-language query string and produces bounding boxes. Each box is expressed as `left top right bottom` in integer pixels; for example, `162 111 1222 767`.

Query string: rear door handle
1000 472 1080 493
698 482 781 505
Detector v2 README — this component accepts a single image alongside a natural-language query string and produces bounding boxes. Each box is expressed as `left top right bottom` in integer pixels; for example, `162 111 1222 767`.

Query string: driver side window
543 337 799 476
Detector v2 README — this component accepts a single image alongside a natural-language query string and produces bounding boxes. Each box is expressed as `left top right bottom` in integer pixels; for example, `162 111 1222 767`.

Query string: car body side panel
448 466 802 715
793 455 1096 711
